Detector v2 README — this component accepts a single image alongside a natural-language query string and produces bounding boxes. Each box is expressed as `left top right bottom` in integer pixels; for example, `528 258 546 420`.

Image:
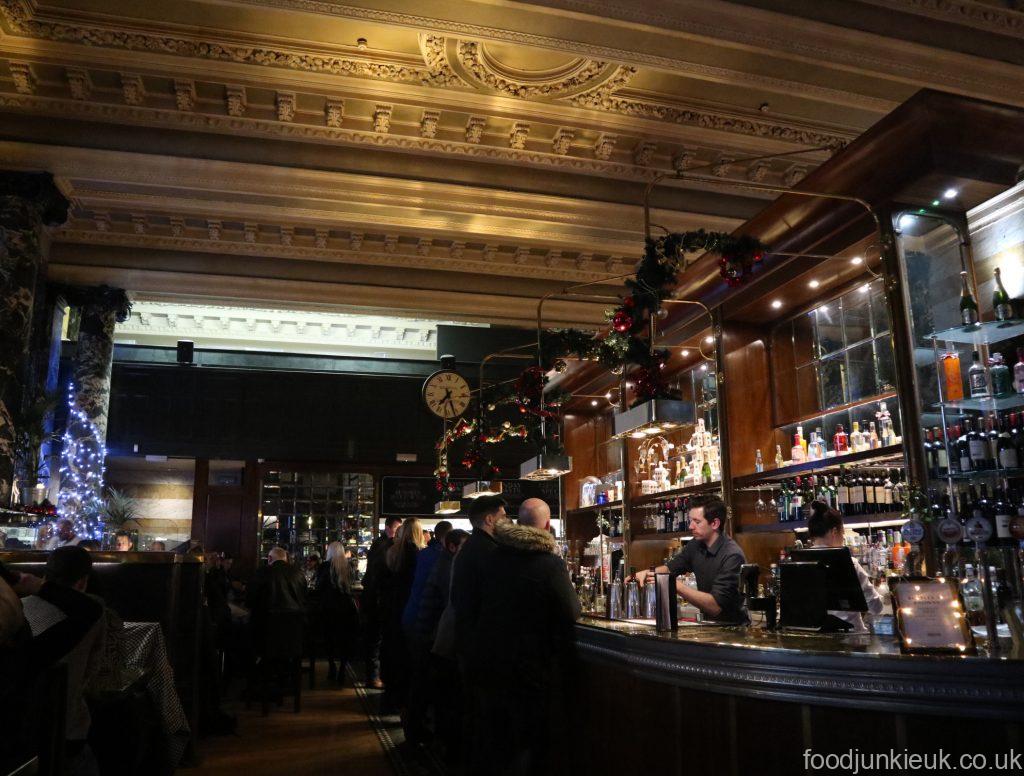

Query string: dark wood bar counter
569 617 1022 776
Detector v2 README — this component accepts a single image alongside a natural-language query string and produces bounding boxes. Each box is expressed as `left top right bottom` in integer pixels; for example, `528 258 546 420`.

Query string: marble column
56 286 131 519
0 172 68 505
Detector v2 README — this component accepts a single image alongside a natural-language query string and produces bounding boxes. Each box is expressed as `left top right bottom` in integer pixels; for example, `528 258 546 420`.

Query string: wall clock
422 369 472 419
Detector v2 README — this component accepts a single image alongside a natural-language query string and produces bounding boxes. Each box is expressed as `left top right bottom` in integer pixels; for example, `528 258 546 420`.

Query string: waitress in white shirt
805 500 884 632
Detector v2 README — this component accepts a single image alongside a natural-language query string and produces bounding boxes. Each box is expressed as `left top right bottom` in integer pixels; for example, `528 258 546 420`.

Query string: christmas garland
434 228 766 475
541 230 766 401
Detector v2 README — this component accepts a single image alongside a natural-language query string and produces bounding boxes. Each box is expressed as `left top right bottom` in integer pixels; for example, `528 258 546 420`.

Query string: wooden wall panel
724 324 774 478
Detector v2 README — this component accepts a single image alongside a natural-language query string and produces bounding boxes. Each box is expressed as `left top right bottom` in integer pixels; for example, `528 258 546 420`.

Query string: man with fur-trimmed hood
475 498 580 775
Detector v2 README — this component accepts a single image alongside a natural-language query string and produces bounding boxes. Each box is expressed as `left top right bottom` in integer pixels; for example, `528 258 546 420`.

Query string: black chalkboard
380 476 561 516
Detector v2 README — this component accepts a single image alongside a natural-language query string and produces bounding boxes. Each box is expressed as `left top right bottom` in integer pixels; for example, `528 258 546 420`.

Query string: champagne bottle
992 267 1013 322
1015 347 1024 395
960 270 979 325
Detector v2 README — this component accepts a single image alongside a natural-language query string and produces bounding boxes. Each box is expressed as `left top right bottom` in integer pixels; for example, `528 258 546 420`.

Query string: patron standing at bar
635 497 748 624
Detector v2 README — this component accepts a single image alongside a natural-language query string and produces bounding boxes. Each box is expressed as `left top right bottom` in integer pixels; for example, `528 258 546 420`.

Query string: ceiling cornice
208 0 1024 107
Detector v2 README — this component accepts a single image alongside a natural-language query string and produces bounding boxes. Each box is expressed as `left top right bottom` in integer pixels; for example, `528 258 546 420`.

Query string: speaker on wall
176 340 194 365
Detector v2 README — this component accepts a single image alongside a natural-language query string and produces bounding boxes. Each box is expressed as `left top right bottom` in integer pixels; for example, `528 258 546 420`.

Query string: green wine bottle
959 270 979 325
992 267 1013 322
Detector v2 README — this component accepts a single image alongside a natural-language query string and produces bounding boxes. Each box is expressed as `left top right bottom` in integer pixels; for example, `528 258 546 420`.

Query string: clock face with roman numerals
422 370 472 419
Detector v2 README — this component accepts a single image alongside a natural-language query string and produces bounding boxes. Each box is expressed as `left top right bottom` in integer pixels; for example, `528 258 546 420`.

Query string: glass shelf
632 481 722 507
928 319 1024 347
736 514 905 534
940 467 1024 481
934 393 1024 412
566 501 622 518
733 444 904 488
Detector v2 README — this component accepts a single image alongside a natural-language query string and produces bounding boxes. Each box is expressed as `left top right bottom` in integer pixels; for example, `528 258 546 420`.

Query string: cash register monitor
789 546 868 612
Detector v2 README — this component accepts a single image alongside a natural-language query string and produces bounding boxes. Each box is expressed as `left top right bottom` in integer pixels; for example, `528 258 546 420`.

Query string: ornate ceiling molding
0 89 821 192
859 0 1023 37
0 1 853 150
207 0 1022 108
56 219 631 285
117 300 454 357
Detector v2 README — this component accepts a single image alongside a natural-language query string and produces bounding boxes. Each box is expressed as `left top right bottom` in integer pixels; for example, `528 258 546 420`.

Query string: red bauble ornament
612 310 634 333
622 295 635 308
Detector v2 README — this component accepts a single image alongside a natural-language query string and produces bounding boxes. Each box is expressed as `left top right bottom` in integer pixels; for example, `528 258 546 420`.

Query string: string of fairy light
55 381 107 540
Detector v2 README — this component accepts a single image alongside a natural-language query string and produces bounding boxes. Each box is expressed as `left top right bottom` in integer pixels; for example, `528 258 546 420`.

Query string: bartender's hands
632 569 649 586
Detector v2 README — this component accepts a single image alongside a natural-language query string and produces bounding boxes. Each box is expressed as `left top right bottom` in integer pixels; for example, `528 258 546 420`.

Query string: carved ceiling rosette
420 34 635 102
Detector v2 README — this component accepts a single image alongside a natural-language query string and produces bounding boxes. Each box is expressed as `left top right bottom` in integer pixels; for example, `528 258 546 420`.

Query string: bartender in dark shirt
634 497 749 624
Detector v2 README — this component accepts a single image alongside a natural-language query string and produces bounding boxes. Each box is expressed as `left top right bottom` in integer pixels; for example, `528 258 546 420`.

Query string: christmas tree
56 382 106 540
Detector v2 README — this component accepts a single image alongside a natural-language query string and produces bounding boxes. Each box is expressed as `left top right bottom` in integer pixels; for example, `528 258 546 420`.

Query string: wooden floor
192 667 393 776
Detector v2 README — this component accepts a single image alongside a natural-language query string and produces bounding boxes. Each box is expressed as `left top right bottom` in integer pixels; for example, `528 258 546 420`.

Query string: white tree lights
56 382 107 539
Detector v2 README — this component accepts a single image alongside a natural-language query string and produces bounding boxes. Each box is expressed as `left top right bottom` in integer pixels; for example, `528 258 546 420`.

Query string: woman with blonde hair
380 517 425 712
315 540 359 683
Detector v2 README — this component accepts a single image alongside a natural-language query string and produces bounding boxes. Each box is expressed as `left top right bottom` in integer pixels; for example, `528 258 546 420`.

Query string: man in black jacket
361 515 400 688
246 547 306 641
450 495 506 772
475 498 580 776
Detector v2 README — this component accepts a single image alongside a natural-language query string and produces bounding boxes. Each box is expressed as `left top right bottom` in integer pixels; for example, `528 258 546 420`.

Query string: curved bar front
566 619 1022 776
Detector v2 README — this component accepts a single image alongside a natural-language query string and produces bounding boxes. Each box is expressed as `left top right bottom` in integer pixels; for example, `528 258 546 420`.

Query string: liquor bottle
942 347 964 401
959 270 979 325
873 471 887 513
1011 412 1024 465
867 421 880 450
850 421 864 453
791 476 804 522
701 458 712 484
815 428 827 458
1015 348 1024 395
961 565 985 627
863 470 877 514
882 470 895 513
833 424 849 454
986 414 1001 466
968 350 990 398
876 402 894 446
952 423 968 474
826 475 839 509
993 484 1013 546
932 426 949 476
778 480 789 523
774 444 784 469
967 418 992 470
791 433 806 464
992 266 1013 322
990 353 1012 396
808 431 823 461
836 468 850 517
923 427 936 477
755 449 764 473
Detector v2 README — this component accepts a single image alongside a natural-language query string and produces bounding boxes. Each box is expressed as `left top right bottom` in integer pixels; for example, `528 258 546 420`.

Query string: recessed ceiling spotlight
591 399 599 407
851 256 863 265
681 349 689 357
943 188 958 199
700 363 708 371
704 335 714 344
808 279 820 289
771 299 783 309
605 391 612 400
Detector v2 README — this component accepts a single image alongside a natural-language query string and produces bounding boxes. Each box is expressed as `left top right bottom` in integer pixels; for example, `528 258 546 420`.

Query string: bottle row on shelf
757 401 899 472
940 347 1024 400
767 468 907 523
636 496 699 534
924 411 1024 477
958 266 1016 327
930 481 1024 548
